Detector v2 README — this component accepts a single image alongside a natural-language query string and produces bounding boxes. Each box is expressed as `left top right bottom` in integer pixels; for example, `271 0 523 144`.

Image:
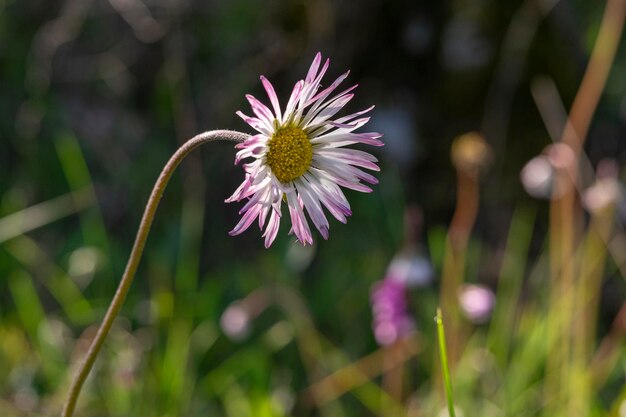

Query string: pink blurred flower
458 284 495 324
582 159 623 214
227 53 383 247
220 302 251 341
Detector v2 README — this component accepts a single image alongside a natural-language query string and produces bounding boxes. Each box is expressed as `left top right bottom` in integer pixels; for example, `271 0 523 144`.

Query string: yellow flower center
266 125 312 183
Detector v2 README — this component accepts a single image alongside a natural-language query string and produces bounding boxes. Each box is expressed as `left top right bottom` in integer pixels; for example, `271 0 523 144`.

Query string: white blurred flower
386 249 433 288
520 143 576 200
520 155 553 199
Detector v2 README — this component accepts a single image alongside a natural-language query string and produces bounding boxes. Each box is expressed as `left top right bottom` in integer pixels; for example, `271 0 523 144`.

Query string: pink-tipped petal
305 52 322 83
262 208 281 248
246 94 276 126
229 204 262 236
236 111 272 136
261 76 283 123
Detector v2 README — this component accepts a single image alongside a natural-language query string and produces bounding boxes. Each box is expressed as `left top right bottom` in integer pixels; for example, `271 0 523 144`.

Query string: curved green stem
61 130 249 417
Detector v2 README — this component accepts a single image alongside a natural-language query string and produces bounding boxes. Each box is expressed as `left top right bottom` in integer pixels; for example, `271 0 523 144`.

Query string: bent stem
61 129 249 417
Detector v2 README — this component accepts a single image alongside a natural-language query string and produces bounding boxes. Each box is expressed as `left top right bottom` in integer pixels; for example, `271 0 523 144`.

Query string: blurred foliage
0 0 625 416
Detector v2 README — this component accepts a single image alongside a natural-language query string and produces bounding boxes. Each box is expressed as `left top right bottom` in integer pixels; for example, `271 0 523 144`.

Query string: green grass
0 163 623 416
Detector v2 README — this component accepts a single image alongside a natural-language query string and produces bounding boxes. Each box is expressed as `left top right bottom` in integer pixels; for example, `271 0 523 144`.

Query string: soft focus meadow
1 1 625 417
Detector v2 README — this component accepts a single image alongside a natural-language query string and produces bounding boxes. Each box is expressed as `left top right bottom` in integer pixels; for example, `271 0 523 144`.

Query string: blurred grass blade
506 308 548 415
55 132 111 260
5 235 94 325
436 308 456 417
306 337 421 405
488 206 535 364
161 319 192 414
8 270 46 340
8 270 65 383
351 383 406 417
0 188 94 243
175 198 204 292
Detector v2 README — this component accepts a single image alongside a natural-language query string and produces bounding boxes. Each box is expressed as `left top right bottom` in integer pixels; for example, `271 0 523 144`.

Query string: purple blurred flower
370 278 415 346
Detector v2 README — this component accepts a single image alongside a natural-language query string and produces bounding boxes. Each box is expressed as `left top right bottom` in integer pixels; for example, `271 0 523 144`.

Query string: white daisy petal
311 131 384 147
334 105 375 124
295 178 330 239
315 148 381 171
305 71 351 108
286 190 313 245
284 80 305 122
303 172 353 223
262 208 281 248
305 93 355 129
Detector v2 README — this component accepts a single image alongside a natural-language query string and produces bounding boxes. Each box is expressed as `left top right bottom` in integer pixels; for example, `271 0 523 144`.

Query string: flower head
227 53 383 247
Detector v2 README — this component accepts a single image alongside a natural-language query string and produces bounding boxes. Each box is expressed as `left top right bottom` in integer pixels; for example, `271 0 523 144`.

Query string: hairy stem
61 130 249 417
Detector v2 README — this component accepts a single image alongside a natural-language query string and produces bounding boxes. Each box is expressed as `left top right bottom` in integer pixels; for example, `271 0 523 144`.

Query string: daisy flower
226 52 383 247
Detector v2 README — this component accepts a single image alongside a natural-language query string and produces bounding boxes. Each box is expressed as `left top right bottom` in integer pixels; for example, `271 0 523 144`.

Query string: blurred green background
0 0 625 416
